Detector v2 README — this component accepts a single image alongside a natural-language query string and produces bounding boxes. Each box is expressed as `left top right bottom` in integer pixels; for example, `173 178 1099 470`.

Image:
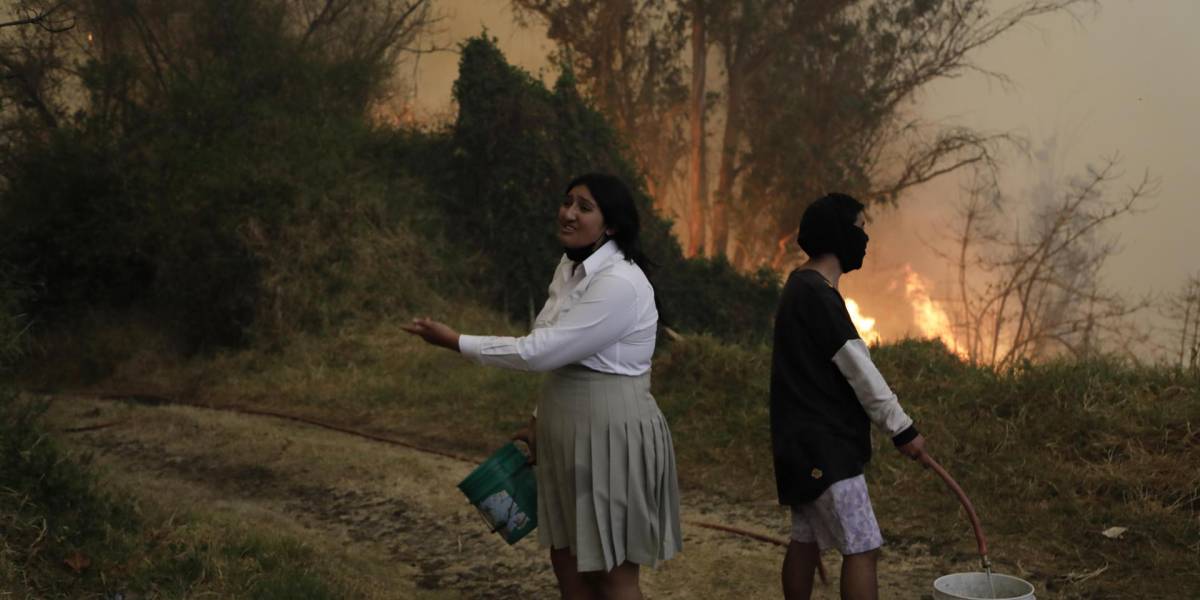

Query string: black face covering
798 193 869 273
837 226 868 272
563 233 608 263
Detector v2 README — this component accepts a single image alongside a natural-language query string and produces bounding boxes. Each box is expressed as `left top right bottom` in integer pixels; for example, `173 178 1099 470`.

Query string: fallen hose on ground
52 390 832 583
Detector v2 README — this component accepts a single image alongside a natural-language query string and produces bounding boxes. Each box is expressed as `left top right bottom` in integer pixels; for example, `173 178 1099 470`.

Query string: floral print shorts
789 474 883 555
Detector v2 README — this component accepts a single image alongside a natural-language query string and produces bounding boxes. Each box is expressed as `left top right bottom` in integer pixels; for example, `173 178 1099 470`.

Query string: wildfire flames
843 265 967 358
904 266 967 358
845 298 881 346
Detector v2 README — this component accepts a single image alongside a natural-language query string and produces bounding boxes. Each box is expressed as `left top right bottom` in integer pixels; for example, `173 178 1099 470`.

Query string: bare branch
946 145 1155 369
0 1 75 32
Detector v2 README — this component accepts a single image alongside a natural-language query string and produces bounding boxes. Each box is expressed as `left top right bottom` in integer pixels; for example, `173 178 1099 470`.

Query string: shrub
438 35 781 339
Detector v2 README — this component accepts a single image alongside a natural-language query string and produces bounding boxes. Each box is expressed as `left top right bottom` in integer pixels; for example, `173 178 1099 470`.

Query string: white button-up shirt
458 240 657 375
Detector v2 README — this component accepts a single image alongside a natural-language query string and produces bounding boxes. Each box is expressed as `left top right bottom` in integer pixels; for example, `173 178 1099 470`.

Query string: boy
770 193 926 600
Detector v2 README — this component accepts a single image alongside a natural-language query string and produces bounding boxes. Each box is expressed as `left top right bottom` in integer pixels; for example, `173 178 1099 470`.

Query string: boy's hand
897 433 926 460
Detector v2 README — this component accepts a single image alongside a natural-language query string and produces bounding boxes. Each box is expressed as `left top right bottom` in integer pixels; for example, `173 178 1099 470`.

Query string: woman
401 173 681 600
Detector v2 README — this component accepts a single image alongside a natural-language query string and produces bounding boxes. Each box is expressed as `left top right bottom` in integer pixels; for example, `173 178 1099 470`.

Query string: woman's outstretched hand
400 317 461 352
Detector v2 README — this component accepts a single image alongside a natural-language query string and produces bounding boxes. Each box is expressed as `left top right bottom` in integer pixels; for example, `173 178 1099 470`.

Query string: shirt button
810 468 823 479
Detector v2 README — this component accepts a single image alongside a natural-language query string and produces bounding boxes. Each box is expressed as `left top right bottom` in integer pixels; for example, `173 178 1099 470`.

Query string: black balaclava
797 192 868 273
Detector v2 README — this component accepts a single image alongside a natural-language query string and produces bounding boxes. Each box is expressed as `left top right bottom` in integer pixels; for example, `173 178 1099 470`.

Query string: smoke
408 0 1196 361
406 0 552 120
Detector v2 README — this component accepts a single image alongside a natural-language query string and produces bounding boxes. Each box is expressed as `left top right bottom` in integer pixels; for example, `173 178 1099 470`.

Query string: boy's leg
805 475 883 600
782 540 820 600
839 548 879 600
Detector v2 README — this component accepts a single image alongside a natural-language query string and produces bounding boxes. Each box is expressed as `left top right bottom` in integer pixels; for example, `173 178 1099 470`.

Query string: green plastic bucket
458 442 537 544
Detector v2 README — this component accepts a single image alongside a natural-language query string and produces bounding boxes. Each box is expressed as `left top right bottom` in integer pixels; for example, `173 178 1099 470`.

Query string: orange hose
684 520 829 584
62 391 829 578
918 452 990 567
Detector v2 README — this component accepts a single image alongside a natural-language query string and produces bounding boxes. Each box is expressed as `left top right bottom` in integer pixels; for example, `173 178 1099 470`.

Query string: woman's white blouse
458 240 657 375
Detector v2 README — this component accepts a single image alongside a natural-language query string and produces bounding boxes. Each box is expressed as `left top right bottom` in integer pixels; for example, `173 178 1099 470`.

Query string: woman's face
558 184 612 249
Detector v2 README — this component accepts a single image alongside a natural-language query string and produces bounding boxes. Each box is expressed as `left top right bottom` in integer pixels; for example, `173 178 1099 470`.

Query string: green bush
434 35 781 339
1 19 783 362
0 265 31 367
0 390 136 594
0 389 352 597
0 0 410 351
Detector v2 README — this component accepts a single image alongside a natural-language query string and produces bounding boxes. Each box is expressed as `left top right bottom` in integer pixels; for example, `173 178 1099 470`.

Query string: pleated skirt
535 365 682 573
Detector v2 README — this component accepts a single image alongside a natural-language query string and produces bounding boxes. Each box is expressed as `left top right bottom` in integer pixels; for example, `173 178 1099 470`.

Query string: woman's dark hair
565 173 656 275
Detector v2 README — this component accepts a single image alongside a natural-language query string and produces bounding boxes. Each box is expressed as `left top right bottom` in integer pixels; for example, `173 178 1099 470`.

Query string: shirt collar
578 239 621 277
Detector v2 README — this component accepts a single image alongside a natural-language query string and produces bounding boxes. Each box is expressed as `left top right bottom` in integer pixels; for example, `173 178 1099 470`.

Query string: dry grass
42 394 948 599
0 390 411 599
15 305 1200 598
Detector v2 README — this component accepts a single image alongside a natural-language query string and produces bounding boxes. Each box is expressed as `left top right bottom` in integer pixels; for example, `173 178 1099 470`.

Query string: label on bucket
478 489 529 539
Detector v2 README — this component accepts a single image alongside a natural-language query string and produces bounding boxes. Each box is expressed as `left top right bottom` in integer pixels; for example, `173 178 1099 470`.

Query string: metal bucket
933 572 1035 599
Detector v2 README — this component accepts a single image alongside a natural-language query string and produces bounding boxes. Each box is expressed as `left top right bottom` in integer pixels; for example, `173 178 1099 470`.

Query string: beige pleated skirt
535 365 682 573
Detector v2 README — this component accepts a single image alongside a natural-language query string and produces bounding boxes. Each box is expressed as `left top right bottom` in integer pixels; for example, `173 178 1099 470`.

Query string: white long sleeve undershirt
831 338 913 438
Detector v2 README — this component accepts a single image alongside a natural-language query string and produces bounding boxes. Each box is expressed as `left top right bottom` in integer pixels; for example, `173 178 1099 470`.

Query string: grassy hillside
0 390 377 598
17 306 1196 598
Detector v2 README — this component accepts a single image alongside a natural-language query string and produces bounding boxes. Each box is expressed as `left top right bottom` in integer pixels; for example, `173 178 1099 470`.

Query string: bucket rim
933 572 1035 600
457 442 531 503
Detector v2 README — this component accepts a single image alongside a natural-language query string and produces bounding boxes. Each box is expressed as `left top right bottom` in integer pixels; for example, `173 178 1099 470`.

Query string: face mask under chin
564 234 608 263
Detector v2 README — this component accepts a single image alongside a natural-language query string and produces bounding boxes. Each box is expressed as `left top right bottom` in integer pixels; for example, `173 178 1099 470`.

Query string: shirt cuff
457 334 483 361
891 424 919 447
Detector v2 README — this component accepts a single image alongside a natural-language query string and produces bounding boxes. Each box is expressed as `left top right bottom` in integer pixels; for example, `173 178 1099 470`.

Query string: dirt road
45 395 951 599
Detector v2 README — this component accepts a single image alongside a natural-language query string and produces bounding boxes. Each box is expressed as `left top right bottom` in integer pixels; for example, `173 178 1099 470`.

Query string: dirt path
44 395 950 599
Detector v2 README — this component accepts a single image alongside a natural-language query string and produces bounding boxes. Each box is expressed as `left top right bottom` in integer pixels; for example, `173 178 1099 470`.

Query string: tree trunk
710 67 742 258
685 1 708 258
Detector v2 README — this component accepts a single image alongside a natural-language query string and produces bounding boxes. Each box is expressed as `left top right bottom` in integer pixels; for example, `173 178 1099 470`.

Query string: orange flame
903 266 967 358
844 298 881 346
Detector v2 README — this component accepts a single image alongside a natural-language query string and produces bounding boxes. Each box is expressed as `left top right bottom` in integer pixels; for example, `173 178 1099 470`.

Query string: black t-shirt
769 269 872 505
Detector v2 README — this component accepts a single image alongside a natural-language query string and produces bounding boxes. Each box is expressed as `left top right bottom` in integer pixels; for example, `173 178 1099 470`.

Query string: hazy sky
916 0 1199 297
411 0 1198 346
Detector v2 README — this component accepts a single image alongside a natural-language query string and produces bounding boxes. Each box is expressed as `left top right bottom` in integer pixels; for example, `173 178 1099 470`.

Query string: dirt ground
44 394 957 599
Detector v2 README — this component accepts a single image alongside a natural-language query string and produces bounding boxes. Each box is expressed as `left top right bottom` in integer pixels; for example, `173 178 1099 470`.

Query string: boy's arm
831 338 920 447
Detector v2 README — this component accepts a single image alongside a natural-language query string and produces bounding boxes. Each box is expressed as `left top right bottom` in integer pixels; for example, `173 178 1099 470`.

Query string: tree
0 0 438 180
945 153 1155 369
726 0 1089 269
446 36 780 340
1164 274 1200 373
0 0 441 348
684 0 708 256
514 0 1093 269
705 0 849 262
0 1 76 164
511 0 690 209
0 1 73 32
